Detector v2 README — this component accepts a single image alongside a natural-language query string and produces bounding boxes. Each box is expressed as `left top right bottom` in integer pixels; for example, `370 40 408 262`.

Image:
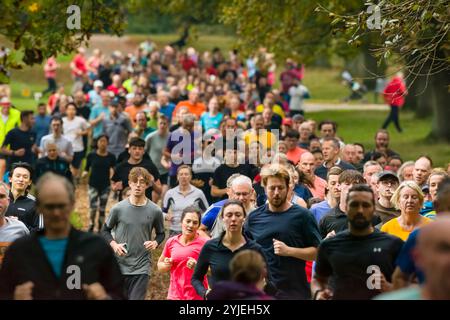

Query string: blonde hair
391 181 424 210
427 168 448 184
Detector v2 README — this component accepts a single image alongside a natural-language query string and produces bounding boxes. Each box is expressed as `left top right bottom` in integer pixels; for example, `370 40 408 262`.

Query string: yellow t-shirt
381 216 432 241
243 130 278 149
255 104 286 118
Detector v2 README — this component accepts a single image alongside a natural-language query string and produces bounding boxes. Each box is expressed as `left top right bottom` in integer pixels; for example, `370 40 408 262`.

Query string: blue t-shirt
244 204 322 299
201 200 227 230
200 112 223 131
33 114 51 146
89 106 110 138
396 229 425 283
159 103 175 124
310 200 332 223
38 237 68 278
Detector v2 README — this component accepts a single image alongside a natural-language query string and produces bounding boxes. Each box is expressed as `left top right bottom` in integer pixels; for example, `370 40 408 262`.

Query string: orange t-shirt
286 147 307 165
172 101 206 119
309 175 327 199
125 105 147 126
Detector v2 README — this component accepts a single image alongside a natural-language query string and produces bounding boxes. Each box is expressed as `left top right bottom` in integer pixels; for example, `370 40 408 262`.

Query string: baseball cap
93 80 103 88
377 171 399 182
292 114 305 122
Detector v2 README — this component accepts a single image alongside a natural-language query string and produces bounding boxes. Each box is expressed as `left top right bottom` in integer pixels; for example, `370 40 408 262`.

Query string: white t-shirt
289 84 309 111
63 116 90 152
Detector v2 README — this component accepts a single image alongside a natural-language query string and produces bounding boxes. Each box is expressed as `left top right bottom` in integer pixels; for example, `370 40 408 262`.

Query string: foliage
0 0 126 83
317 0 450 83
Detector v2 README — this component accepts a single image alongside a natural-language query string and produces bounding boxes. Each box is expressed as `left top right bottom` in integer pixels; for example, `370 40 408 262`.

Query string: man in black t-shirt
1 110 38 170
211 146 258 200
111 138 161 201
312 184 403 300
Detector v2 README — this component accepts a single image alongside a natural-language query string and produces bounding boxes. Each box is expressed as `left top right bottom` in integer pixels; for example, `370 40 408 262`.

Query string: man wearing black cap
375 171 400 226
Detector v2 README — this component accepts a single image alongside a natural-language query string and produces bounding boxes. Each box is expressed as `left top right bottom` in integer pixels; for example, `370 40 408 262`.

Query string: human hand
83 282 109 300
315 288 333 300
15 148 26 157
163 257 173 268
165 213 173 222
273 239 290 256
186 257 197 270
144 241 158 251
325 230 336 239
14 281 34 300
112 242 127 256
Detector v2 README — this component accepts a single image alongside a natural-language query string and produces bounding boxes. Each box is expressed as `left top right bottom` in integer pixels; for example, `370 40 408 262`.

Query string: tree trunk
430 68 450 142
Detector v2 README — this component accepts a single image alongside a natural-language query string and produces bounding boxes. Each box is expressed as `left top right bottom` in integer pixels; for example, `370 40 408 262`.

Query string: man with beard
363 130 399 163
375 171 401 226
244 164 321 299
311 184 403 300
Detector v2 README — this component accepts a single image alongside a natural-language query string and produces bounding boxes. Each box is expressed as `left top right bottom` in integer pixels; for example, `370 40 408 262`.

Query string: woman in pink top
157 206 209 300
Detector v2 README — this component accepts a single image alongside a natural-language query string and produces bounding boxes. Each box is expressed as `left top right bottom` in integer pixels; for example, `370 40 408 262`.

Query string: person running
319 170 374 238
0 173 124 300
375 171 401 226
314 137 355 180
39 116 74 164
376 216 450 300
391 178 450 290
34 143 73 182
0 181 29 267
207 249 273 300
244 164 322 299
157 206 209 300
0 97 21 178
5 162 41 232
82 134 116 232
312 184 404 300
102 167 165 300
1 110 38 170
111 137 161 201
381 181 432 241
363 129 399 163
33 103 51 147
310 166 343 223
200 96 223 132
412 156 433 189
62 103 90 182
163 165 209 237
145 115 170 202
103 99 133 159
297 151 327 199
42 56 58 96
382 72 407 133
192 199 268 300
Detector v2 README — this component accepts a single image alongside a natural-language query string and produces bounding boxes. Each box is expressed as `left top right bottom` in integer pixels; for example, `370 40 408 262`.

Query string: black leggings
382 105 402 132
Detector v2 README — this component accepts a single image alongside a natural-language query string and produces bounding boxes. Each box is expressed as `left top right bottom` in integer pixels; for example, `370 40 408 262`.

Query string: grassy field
308 110 450 167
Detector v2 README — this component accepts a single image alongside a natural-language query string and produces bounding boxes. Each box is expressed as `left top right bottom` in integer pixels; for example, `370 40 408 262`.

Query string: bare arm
211 185 227 198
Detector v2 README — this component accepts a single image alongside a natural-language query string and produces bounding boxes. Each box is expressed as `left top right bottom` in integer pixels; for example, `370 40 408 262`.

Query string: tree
319 0 449 141
0 0 126 84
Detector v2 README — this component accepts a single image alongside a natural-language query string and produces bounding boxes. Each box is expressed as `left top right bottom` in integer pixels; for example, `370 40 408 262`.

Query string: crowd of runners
0 41 449 300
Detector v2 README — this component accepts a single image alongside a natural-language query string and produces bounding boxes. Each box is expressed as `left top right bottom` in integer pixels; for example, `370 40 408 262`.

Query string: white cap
93 80 103 87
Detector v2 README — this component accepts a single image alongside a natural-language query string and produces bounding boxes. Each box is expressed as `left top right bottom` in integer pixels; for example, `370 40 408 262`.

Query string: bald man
376 216 450 300
298 152 326 199
413 156 432 188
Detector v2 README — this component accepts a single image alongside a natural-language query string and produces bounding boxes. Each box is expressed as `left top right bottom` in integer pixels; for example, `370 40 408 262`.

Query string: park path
304 102 389 112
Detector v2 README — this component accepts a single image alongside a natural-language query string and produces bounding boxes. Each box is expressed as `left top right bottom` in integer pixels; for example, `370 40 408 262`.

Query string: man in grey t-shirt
103 102 133 158
102 167 165 300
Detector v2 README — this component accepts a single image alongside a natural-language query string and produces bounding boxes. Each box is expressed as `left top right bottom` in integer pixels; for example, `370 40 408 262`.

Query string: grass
308 110 450 167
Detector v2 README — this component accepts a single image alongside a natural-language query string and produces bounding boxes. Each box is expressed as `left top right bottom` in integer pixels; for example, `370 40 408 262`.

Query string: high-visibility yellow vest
0 108 21 146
